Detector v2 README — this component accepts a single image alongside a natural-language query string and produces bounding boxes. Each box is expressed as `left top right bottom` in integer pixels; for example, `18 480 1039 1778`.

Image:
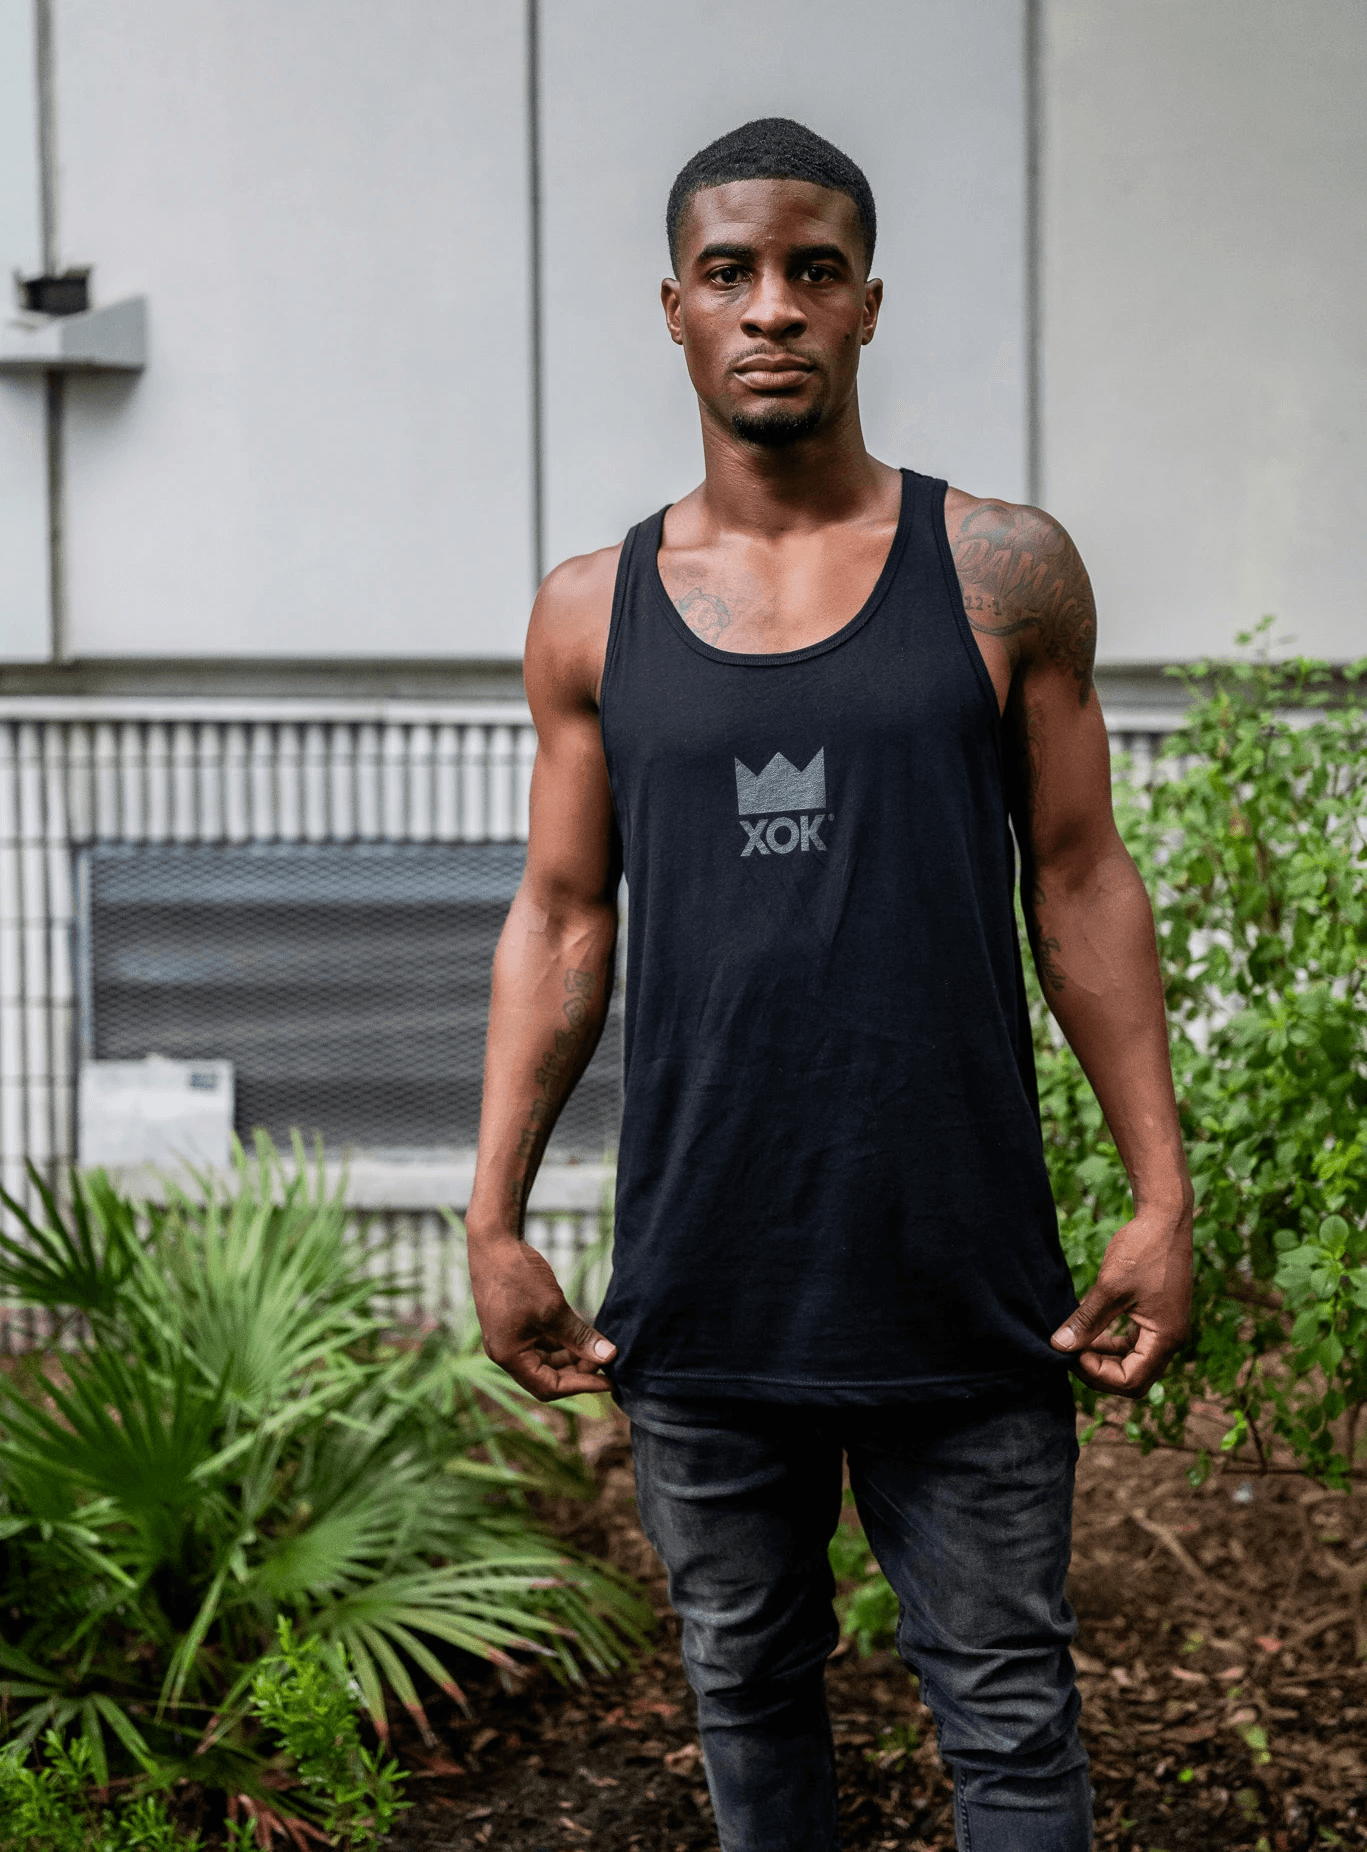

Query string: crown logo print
734 749 826 816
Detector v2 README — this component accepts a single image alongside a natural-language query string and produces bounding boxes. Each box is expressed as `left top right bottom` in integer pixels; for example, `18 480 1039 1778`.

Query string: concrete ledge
0 659 527 701
96 1156 612 1216
0 693 533 725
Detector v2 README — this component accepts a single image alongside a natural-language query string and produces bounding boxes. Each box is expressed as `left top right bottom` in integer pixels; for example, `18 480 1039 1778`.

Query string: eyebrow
694 241 852 268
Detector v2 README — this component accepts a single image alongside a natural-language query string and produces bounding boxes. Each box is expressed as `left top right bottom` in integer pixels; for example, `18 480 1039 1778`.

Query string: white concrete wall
1043 0 1367 666
53 0 533 660
5 1 1363 669
0 0 51 661
540 0 1030 570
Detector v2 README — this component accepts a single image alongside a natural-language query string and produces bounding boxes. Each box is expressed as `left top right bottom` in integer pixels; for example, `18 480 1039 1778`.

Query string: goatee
730 404 823 448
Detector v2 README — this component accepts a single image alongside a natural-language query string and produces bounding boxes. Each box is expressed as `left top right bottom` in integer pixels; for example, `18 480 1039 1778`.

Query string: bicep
999 512 1118 873
1012 665 1120 878
519 562 620 917
523 707 619 912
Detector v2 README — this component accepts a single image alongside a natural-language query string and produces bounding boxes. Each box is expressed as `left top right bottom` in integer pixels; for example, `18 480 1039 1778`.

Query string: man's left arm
984 507 1194 1396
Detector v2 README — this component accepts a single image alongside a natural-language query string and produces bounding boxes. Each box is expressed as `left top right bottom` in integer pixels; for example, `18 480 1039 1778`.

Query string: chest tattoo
673 587 734 646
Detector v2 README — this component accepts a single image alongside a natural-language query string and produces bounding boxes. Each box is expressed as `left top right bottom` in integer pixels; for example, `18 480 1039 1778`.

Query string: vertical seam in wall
35 0 57 272
527 0 545 594
1023 0 1043 508
35 0 66 661
45 376 66 662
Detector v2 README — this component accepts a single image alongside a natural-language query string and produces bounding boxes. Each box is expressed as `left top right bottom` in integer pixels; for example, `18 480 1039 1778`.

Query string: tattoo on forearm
1035 932 1067 995
953 502 1097 706
508 967 599 1216
1021 870 1068 994
674 587 733 645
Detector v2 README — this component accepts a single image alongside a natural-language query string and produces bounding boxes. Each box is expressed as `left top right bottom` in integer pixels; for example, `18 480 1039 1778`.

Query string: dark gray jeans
618 1376 1092 1852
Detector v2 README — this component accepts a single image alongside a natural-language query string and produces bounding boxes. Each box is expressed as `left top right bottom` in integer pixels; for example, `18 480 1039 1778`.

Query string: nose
740 267 807 342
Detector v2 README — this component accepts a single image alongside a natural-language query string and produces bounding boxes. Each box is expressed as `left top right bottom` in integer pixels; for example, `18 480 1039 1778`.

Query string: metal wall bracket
0 296 147 372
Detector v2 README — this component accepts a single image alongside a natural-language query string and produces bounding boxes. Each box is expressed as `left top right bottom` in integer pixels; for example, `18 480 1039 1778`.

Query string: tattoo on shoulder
674 587 733 645
952 502 1097 706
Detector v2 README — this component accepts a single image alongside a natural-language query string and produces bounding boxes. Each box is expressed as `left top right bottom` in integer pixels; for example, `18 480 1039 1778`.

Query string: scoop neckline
648 469 915 667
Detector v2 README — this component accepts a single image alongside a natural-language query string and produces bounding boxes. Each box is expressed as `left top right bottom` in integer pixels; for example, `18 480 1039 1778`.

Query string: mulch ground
385 1406 1367 1852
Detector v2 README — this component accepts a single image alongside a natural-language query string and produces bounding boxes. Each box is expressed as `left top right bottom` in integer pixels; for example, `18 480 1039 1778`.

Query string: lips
733 354 814 388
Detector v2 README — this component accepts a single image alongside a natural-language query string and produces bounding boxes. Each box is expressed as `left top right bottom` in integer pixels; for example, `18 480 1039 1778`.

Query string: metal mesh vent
80 842 622 1158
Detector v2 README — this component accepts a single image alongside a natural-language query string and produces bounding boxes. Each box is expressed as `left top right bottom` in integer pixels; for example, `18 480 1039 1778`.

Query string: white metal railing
1106 719 1184 786
0 694 1177 1342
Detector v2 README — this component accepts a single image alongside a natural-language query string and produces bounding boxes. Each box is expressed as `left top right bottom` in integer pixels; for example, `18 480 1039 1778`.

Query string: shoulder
942 488 1081 587
532 541 623 634
524 542 623 714
942 488 1096 706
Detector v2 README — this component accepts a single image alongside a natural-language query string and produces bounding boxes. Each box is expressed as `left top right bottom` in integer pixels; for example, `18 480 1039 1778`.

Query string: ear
861 277 884 347
661 276 684 347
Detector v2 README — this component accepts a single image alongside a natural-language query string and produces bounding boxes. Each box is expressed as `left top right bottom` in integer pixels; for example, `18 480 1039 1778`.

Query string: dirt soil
385 1407 1367 1852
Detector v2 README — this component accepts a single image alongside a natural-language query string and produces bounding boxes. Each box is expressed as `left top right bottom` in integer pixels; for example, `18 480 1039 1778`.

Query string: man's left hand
1049 1207 1193 1398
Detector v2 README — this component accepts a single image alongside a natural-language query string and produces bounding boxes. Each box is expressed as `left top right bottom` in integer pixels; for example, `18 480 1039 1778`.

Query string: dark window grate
80 842 622 1158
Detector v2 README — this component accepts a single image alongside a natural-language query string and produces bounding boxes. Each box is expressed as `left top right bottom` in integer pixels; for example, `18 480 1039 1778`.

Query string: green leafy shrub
0 1138 648 1817
241 1617 407 1851
1040 633 1367 1482
831 634 1367 1649
0 1730 198 1851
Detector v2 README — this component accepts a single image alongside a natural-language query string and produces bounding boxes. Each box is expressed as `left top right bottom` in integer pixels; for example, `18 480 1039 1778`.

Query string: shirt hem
610 1360 1068 1404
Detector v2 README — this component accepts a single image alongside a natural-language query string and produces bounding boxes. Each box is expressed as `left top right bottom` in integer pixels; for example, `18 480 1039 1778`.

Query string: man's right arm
464 548 621 1401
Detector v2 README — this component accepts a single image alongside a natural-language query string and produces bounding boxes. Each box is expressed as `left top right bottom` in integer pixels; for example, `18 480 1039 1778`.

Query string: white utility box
0 298 148 372
79 1057 234 1171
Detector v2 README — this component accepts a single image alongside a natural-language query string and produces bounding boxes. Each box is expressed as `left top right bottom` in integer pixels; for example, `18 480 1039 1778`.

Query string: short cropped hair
666 117 877 275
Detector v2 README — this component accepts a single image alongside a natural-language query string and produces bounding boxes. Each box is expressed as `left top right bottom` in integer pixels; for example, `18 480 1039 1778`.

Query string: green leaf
1318 1334 1345 1372
1320 1214 1352 1251
1291 1309 1322 1348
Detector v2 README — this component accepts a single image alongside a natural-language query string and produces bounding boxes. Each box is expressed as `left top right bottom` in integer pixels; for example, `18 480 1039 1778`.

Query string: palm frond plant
0 1136 648 1809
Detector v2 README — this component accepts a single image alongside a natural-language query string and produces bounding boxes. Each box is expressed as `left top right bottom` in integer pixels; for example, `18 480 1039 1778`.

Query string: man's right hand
467 1234 617 1402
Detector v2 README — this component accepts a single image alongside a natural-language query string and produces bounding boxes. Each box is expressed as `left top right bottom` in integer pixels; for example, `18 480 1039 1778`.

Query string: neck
694 390 888 535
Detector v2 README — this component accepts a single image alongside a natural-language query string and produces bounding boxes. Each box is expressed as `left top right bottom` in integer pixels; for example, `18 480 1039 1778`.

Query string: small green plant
864 1719 920 1766
1236 1784 1265 1823
245 1618 407 1851
840 1567 900 1658
0 1730 199 1851
1237 1720 1272 1767
827 1498 899 1655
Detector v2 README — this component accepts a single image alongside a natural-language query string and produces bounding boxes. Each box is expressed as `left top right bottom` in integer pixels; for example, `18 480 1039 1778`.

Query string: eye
803 263 837 283
710 265 745 286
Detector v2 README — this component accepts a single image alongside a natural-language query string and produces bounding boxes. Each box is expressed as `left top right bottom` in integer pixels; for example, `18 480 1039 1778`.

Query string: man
466 118 1193 1852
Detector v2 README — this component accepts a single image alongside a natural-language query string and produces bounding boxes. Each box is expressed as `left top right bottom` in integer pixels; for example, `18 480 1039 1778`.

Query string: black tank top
596 468 1077 1402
